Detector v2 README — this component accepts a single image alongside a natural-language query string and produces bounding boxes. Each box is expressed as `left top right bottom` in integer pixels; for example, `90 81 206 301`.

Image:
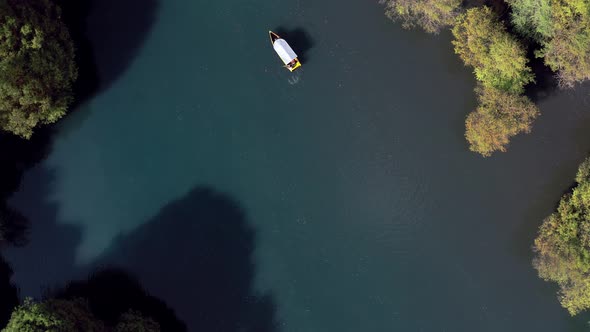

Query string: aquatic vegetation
534 158 590 315
464 85 538 157
380 0 463 34
0 0 77 139
508 0 590 87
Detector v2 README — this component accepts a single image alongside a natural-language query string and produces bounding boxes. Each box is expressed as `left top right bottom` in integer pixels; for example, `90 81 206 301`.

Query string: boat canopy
273 39 298 65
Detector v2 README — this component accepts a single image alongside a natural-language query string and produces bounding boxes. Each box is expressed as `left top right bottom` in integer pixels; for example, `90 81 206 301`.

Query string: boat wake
288 72 301 85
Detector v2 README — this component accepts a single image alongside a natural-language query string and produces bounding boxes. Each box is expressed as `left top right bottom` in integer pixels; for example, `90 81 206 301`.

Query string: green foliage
507 0 554 40
534 158 590 315
452 6 535 94
2 298 103 332
464 86 539 157
508 0 590 87
2 298 163 332
380 0 463 34
114 310 160 332
0 0 77 138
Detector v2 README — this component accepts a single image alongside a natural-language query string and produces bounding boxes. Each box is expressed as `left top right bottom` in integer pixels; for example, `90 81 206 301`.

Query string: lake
6 0 590 330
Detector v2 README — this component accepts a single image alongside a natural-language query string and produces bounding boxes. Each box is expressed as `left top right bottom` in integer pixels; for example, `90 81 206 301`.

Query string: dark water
6 0 590 330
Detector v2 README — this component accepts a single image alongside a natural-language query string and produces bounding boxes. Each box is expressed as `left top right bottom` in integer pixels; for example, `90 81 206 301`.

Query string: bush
380 0 462 34
465 86 539 157
0 0 78 138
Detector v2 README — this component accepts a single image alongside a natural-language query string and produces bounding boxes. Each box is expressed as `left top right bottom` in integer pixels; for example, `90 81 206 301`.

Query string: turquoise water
6 0 590 330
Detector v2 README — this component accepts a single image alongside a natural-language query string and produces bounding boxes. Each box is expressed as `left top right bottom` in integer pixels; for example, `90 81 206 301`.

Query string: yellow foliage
380 0 462 34
465 86 539 157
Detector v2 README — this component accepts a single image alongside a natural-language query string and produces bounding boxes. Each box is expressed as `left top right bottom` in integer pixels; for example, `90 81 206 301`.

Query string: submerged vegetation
533 158 590 315
0 0 77 139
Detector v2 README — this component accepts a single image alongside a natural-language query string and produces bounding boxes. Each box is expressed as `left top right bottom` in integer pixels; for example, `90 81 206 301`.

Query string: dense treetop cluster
0 0 77 139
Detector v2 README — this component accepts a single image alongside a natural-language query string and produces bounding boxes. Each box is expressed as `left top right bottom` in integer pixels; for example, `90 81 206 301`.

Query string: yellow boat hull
288 58 302 72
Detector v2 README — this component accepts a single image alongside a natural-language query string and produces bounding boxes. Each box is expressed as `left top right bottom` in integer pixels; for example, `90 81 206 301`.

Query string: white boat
269 31 302 72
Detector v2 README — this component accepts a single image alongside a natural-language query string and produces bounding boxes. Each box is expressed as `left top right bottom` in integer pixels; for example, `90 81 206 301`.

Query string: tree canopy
452 6 535 94
508 0 590 87
464 86 538 157
0 0 77 138
533 158 590 315
2 298 104 332
380 0 462 34
2 298 162 332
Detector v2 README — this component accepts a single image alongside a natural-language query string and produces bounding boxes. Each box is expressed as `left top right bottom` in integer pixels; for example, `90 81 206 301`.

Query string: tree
380 0 462 34
452 6 534 94
2 298 164 332
507 0 590 87
465 86 539 157
0 0 77 138
533 157 590 315
2 298 104 332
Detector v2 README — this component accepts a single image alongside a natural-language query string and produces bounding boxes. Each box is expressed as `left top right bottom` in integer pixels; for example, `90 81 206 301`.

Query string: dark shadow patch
93 187 281 332
55 0 159 104
0 128 54 199
524 47 560 103
52 268 186 331
2 167 83 297
273 26 314 64
0 204 29 247
0 127 55 249
0 254 19 329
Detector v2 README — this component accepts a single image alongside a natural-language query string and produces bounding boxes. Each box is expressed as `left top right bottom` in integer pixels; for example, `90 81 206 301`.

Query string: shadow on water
48 0 159 136
52 268 186 331
5 167 280 332
0 255 19 328
525 50 560 103
0 128 55 250
3 168 83 297
55 0 159 104
273 26 314 64
93 187 281 332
